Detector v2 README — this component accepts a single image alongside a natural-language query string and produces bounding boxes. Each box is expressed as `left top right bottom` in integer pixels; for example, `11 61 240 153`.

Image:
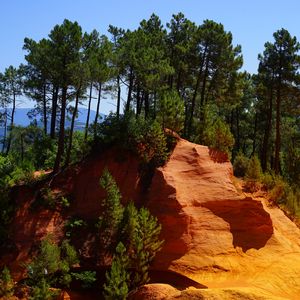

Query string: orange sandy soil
4 138 300 299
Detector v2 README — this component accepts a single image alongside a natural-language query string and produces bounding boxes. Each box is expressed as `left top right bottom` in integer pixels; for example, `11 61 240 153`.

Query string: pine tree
103 242 130 300
157 89 185 133
0 266 14 297
131 207 163 289
257 29 300 174
98 169 124 261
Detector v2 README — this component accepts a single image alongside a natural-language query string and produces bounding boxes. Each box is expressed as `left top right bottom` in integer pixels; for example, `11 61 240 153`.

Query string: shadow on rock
202 198 273 252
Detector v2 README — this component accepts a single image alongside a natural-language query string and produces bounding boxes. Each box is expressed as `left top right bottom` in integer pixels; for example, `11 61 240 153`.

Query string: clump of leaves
244 155 262 192
233 152 249 177
203 118 235 156
64 217 87 238
0 266 14 297
71 271 97 289
103 242 129 300
157 89 185 133
26 236 79 289
101 171 164 299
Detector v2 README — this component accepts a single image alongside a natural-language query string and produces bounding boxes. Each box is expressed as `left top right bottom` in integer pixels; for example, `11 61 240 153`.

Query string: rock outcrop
6 138 300 299
147 139 300 299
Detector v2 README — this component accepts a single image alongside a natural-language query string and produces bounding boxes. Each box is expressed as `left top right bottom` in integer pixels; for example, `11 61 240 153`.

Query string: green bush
64 218 87 238
245 155 262 181
269 177 289 204
244 155 262 192
27 236 79 289
203 118 235 156
29 278 58 300
261 172 276 190
157 90 185 133
103 242 130 300
94 113 169 167
233 152 249 177
0 266 14 297
71 271 97 288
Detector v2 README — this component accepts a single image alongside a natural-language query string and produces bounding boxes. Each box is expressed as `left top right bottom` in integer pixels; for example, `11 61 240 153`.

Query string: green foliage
29 278 58 300
71 271 97 289
59 196 70 208
95 113 168 166
103 242 130 300
64 217 87 238
65 130 91 165
0 155 14 185
245 155 262 181
0 266 14 297
119 201 139 253
39 187 56 209
244 155 262 191
157 90 185 133
27 236 79 289
118 203 163 289
135 119 168 166
233 152 249 177
27 236 61 285
98 169 124 253
269 177 288 204
101 173 164 296
202 118 235 155
130 207 163 288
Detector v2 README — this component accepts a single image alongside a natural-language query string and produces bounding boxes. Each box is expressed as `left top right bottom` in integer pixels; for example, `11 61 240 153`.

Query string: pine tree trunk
252 113 258 156
125 68 133 112
2 109 7 153
117 76 121 118
6 91 16 155
50 86 59 139
274 84 281 174
136 86 142 116
199 57 210 120
65 89 79 167
94 82 102 126
84 82 93 140
53 87 67 173
144 91 149 119
236 107 240 152
188 50 206 136
261 90 273 171
43 83 47 135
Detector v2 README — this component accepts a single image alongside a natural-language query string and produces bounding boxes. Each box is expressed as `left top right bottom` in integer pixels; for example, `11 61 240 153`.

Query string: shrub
101 174 164 297
29 278 57 300
64 218 87 238
27 236 79 289
94 113 169 167
71 271 97 289
98 169 124 258
261 172 276 190
202 118 235 156
157 90 185 133
269 177 289 204
245 155 262 180
244 155 262 192
103 242 130 300
59 196 70 209
0 266 14 297
233 152 249 177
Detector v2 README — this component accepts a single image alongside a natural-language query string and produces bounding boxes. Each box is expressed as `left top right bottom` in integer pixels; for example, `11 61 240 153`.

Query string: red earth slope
6 138 300 299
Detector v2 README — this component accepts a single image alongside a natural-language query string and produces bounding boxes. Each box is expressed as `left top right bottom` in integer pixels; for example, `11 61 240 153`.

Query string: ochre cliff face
6 139 300 299
147 139 300 299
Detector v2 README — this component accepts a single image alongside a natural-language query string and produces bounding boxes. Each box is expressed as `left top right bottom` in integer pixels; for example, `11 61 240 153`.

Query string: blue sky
1 0 300 112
